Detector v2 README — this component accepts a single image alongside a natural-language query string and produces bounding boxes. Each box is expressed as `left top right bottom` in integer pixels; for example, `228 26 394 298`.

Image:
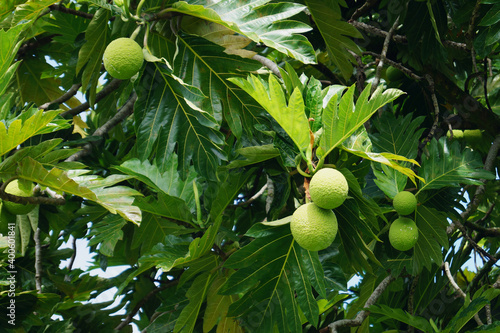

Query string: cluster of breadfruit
0 180 36 216
389 191 419 251
290 168 348 251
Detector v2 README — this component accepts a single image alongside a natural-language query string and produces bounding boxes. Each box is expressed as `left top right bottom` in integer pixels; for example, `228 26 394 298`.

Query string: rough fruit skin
463 129 483 145
290 203 338 251
309 168 348 209
446 130 464 140
389 217 419 251
3 180 36 215
393 191 417 215
103 38 144 80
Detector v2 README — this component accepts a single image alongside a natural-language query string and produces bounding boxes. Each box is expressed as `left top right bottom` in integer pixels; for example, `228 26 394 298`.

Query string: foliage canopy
1 0 500 332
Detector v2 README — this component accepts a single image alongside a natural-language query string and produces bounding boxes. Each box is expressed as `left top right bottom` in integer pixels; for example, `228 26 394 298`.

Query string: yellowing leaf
72 115 88 138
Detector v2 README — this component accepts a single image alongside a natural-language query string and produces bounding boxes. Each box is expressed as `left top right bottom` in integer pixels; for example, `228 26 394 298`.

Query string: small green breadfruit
386 66 404 81
389 217 419 251
309 168 349 209
290 203 338 251
463 129 483 145
103 38 144 80
393 191 417 215
446 130 464 140
3 180 36 215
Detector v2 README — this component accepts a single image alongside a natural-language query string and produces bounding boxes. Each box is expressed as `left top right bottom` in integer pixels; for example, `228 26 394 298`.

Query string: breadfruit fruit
386 66 404 81
103 38 144 80
393 191 417 215
446 130 464 140
463 129 483 145
3 180 36 215
309 168 349 209
290 203 338 251
389 217 419 251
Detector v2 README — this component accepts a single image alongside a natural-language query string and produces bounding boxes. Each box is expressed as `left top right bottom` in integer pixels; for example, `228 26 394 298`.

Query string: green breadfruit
3 180 36 215
446 130 464 140
386 66 405 81
290 203 338 251
389 217 419 251
309 168 349 209
393 191 417 215
103 38 144 80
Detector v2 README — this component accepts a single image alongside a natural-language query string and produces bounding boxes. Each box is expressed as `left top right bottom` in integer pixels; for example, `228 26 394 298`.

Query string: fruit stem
130 25 142 41
135 0 146 18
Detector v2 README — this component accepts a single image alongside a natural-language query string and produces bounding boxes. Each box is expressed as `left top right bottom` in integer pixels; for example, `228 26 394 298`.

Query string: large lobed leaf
219 223 327 332
229 74 311 152
0 24 25 96
418 137 495 192
168 0 316 64
305 0 363 79
134 63 226 181
171 35 264 139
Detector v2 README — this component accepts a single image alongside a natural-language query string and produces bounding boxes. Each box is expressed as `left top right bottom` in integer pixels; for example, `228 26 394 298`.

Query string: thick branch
464 220 500 237
61 79 123 118
39 83 82 110
49 4 94 20
362 52 423 81
65 92 137 162
0 184 66 206
328 274 394 332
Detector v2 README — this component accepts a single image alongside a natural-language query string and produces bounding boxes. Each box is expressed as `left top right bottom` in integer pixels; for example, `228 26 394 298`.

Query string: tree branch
34 228 43 293
417 75 440 160
49 4 94 20
66 92 137 162
350 0 380 21
115 280 178 330
328 274 395 332
61 79 123 118
466 252 500 295
362 52 423 81
39 83 82 110
372 16 399 94
0 178 66 206
252 54 281 78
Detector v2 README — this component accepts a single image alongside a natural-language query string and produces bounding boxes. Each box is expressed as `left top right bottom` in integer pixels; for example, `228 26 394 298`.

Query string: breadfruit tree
1 0 499 332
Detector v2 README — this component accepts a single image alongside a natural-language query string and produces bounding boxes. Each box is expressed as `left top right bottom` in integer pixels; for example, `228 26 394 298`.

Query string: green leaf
0 24 25 96
72 173 143 224
369 304 434 332
209 169 255 220
220 224 324 332
443 297 491 333
169 1 316 64
115 157 196 208
12 0 58 25
305 0 363 79
229 75 311 152
135 63 226 181
75 8 110 105
203 273 241 333
170 35 264 139
412 206 449 274
87 214 127 256
174 273 215 333
321 84 405 154
418 137 495 192
0 109 63 157
479 3 500 26
226 144 281 169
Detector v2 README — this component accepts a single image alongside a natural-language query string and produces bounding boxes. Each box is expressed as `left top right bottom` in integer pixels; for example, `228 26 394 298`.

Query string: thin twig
485 304 492 325
115 281 178 330
0 177 66 206
448 135 500 234
65 92 137 162
328 274 395 332
350 20 468 52
444 262 484 326
233 184 268 207
417 75 440 157
362 52 423 81
466 251 500 295
61 79 123 118
34 228 43 293
252 54 282 78
350 0 380 21
39 83 82 110
372 17 399 94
